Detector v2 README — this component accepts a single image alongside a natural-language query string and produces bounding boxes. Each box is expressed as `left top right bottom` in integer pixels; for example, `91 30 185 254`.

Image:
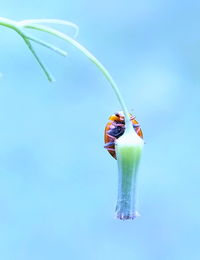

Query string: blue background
0 1 200 259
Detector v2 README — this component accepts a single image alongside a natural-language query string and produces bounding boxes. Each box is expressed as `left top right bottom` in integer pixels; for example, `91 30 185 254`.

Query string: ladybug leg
132 123 140 127
106 133 117 141
136 127 141 134
106 147 115 151
109 124 115 129
130 115 136 120
112 122 124 127
104 141 115 148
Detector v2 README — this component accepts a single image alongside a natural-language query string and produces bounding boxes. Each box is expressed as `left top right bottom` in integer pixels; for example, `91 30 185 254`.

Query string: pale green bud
115 127 144 220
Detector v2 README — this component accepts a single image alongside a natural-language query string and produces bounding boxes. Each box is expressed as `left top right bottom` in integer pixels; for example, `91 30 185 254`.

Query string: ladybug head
110 111 124 122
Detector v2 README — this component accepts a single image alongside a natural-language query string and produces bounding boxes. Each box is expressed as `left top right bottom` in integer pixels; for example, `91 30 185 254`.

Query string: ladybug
104 111 143 159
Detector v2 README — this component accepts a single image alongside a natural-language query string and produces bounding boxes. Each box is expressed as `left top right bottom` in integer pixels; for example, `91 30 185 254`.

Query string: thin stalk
27 35 67 56
0 17 133 127
0 18 23 35
22 37 54 82
23 24 133 128
18 19 79 37
0 18 54 81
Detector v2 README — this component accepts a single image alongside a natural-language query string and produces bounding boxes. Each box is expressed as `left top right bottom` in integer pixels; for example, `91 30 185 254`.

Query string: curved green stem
22 37 54 82
0 18 54 81
0 17 144 221
18 19 79 37
0 17 133 127
27 35 68 56
23 24 132 127
0 17 23 35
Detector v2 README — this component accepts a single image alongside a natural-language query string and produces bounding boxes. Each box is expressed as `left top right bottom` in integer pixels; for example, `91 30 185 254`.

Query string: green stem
0 17 133 127
0 18 54 81
23 24 132 128
27 35 68 56
18 19 79 37
22 37 54 82
0 18 23 35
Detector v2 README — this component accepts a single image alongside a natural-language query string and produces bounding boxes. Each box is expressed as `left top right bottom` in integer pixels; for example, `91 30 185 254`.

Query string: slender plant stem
0 18 23 35
0 18 54 81
0 17 133 127
23 24 133 127
22 37 54 82
27 35 68 56
18 19 79 37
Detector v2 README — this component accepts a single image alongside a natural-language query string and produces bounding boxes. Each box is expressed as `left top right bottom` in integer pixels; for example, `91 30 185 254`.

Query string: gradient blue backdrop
0 1 200 259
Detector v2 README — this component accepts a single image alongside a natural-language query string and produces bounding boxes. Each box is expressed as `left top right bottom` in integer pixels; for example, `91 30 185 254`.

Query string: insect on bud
104 112 144 220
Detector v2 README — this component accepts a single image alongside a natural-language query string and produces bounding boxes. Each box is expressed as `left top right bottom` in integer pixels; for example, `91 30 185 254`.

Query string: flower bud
115 127 144 220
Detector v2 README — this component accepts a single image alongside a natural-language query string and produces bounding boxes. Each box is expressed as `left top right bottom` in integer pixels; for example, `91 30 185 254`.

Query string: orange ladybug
104 111 143 159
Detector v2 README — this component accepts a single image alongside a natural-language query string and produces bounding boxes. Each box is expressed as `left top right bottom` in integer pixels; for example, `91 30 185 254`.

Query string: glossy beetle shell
104 112 143 159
